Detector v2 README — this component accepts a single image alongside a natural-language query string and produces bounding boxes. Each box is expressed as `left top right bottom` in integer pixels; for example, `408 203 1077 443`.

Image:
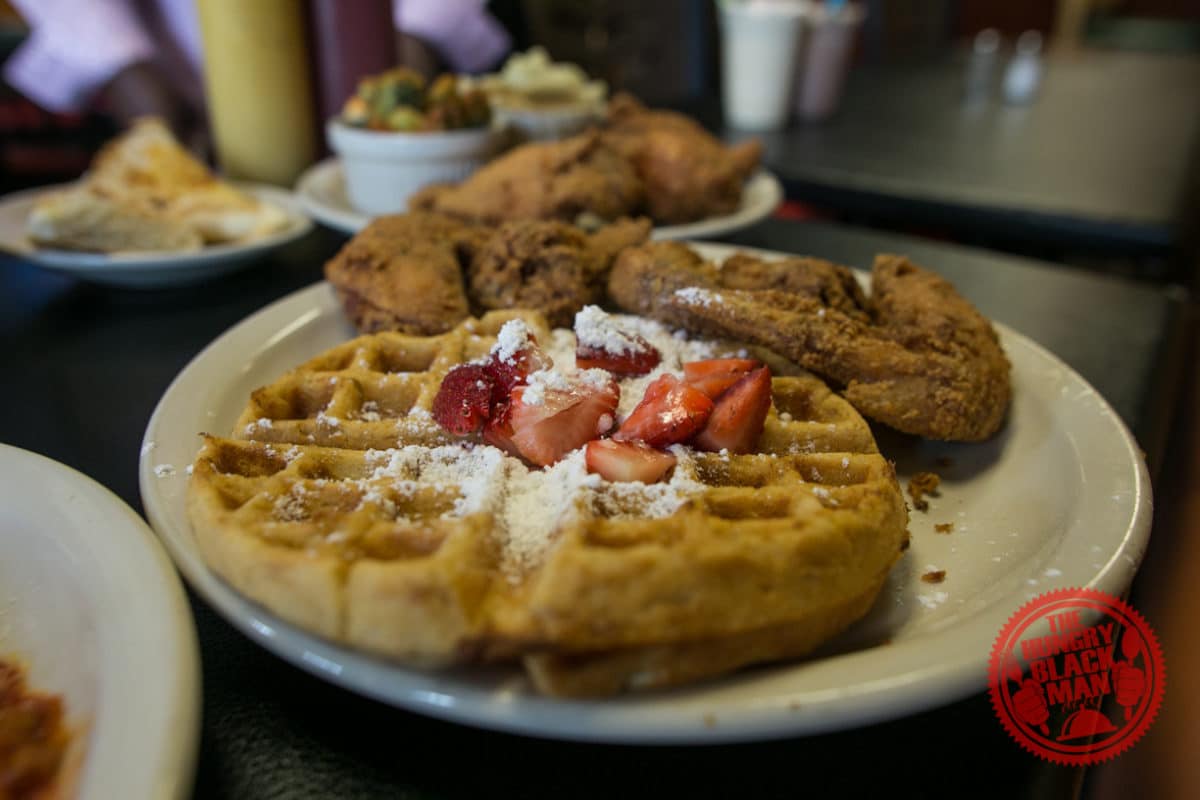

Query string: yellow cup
196 0 317 185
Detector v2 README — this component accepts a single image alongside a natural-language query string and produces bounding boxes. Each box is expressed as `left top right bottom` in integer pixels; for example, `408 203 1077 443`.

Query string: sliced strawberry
508 376 620 466
682 358 762 399
614 374 714 447
483 324 552 405
481 400 522 457
585 439 677 484
431 363 494 435
692 366 773 454
576 334 661 376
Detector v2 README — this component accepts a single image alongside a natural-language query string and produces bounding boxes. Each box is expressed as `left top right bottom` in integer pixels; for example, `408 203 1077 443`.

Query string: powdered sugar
674 287 722 307
522 368 574 406
493 319 535 364
575 304 644 354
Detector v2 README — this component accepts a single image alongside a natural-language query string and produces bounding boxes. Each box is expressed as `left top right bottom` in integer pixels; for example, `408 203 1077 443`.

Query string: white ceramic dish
139 242 1151 744
0 183 312 289
326 120 501 215
293 157 784 241
0 444 200 798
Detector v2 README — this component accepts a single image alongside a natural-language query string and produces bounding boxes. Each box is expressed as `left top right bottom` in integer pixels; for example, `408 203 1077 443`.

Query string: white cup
718 0 810 131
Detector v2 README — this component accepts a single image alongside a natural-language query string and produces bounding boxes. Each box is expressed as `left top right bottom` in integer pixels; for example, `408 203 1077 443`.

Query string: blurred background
1 0 1197 282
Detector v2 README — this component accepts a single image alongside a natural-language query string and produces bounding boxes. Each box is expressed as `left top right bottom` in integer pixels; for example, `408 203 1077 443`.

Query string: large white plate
294 156 783 240
0 444 200 798
0 183 313 288
139 242 1151 744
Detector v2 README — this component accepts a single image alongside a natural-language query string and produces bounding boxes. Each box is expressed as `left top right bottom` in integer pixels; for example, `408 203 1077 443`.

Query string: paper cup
719 1 810 131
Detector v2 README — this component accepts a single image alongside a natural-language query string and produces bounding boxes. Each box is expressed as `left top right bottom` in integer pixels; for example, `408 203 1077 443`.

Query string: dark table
729 50 1200 269
0 219 1187 799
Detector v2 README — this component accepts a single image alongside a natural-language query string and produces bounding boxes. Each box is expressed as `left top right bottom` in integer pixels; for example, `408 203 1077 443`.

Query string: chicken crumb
908 471 941 511
935 522 954 534
921 569 947 584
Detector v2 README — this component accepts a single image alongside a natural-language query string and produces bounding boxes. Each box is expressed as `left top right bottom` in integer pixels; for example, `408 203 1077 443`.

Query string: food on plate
0 659 70 798
187 308 908 696
322 212 485 335
468 217 651 327
609 242 1011 441
602 93 763 224
409 130 642 225
410 93 763 226
341 68 491 132
324 212 651 334
908 471 941 511
467 46 607 141
27 117 289 253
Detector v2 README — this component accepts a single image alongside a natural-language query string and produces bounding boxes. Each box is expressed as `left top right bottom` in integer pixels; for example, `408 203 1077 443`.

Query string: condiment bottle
195 0 318 185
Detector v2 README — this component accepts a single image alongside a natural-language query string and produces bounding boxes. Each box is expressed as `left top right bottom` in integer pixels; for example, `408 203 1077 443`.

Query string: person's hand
394 32 443 80
100 62 210 158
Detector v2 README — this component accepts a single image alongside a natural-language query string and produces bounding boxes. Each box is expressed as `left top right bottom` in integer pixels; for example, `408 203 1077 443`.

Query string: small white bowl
326 119 500 215
491 101 605 142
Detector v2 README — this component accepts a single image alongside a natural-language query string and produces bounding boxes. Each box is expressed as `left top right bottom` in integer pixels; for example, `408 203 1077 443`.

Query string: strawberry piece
682 358 762 399
481 400 522 457
483 325 552 405
585 439 677 484
576 334 661 376
508 376 620 466
692 366 773 454
614 374 713 447
431 363 494 435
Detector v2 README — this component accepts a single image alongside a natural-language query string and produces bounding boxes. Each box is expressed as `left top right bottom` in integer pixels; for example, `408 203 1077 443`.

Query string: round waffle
187 310 908 695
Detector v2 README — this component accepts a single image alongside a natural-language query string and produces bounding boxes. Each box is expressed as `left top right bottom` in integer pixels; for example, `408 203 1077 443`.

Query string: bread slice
28 117 289 252
27 186 203 253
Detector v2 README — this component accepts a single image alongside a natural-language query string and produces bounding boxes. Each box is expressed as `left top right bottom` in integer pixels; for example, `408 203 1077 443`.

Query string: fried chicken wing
468 217 651 327
323 212 484 334
608 242 1011 441
409 130 642 225
601 94 763 224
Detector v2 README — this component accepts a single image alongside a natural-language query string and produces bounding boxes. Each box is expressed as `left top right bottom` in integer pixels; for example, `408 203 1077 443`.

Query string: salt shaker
1003 30 1044 105
963 28 1000 104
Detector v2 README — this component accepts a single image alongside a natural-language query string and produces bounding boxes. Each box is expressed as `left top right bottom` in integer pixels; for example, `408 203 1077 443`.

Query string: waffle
187 310 909 695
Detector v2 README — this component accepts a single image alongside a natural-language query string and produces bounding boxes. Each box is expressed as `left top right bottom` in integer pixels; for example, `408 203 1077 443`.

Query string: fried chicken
409 130 643 225
601 94 763 224
608 242 1011 441
323 212 484 334
468 217 651 327
326 213 652 335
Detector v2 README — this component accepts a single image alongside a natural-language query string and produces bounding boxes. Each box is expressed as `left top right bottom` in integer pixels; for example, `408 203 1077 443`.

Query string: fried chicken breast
323 212 484 334
468 217 651 327
601 94 762 224
608 242 1011 441
409 130 643 225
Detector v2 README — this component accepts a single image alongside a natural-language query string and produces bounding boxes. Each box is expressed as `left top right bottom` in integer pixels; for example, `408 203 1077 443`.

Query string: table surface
732 50 1200 254
0 218 1186 799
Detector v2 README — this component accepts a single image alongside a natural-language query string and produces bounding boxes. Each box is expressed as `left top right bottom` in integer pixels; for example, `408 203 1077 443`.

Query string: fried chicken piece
608 243 1011 441
409 130 643 225
601 93 763 224
324 212 484 334
468 217 651 327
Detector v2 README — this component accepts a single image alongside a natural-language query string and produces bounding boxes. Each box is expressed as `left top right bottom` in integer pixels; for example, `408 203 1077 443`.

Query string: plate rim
0 443 201 798
292 156 783 240
138 245 1152 744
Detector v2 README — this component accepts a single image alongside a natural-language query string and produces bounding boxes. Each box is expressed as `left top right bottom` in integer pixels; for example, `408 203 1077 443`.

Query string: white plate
0 183 313 288
293 156 783 240
139 242 1151 744
0 444 200 798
